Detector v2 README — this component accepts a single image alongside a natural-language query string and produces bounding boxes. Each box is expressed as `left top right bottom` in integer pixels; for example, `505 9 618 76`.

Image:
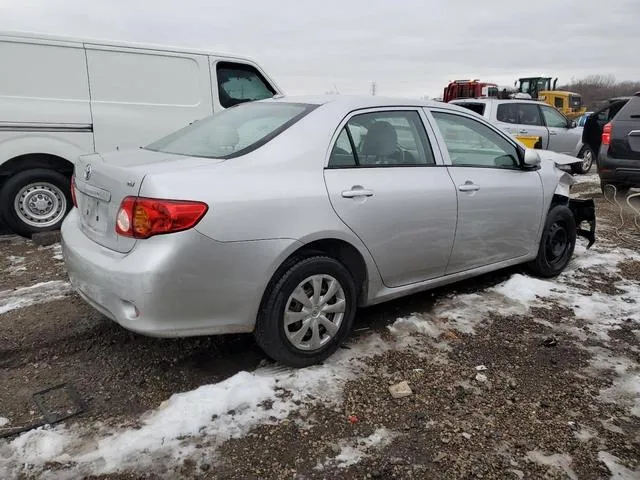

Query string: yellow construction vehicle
516 77 587 120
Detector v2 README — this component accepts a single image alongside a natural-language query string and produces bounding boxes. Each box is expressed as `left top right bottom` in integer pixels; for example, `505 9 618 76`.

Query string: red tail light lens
70 175 78 208
601 122 612 146
115 197 208 239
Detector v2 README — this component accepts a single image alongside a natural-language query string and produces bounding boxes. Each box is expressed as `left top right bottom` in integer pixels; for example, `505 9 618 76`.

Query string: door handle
342 186 374 198
549 131 558 135
519 129 528 134
458 182 480 192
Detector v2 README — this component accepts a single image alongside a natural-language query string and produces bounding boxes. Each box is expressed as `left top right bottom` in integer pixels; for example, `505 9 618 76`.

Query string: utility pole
371 81 377 96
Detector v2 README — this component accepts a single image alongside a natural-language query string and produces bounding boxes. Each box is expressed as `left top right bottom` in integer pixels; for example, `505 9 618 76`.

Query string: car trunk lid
73 149 222 253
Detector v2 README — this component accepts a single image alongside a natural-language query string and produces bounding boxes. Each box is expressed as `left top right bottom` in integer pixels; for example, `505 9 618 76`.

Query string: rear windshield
456 103 486 115
145 102 316 159
614 96 640 121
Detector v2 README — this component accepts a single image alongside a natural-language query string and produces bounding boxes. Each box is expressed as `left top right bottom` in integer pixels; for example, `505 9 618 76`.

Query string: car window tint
516 104 543 126
541 106 568 128
328 128 357 167
432 111 520 169
614 96 640 121
216 62 276 108
496 104 518 124
345 111 435 166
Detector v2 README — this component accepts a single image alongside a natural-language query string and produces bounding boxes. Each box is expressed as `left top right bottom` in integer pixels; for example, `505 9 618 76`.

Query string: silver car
61 96 596 367
450 98 594 174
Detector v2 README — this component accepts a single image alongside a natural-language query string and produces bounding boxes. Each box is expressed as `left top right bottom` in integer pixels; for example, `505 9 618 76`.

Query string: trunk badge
127 181 135 187
84 164 92 181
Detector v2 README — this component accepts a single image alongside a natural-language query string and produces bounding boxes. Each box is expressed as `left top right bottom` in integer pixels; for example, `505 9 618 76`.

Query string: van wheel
0 169 72 238
527 205 576 278
255 256 356 368
572 146 594 174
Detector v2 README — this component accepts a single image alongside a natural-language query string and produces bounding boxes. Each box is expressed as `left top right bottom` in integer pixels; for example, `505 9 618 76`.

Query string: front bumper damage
569 198 596 249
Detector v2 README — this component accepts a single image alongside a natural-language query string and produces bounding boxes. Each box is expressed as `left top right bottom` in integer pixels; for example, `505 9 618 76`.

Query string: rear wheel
255 256 357 367
528 205 576 278
0 169 71 238
572 145 594 174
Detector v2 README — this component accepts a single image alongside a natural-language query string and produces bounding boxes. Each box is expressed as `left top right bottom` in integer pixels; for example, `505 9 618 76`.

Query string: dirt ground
1 175 639 479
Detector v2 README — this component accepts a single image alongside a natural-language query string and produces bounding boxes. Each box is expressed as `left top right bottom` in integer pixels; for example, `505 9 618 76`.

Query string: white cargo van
0 31 282 237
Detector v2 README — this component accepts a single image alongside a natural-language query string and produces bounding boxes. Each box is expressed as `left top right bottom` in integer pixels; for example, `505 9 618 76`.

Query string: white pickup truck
0 31 282 237
450 98 593 175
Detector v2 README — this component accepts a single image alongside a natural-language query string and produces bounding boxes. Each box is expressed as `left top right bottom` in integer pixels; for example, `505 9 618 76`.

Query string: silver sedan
61 96 596 367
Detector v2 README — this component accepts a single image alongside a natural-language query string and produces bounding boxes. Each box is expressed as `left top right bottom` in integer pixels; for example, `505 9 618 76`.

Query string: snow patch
598 451 640 479
0 281 72 315
317 428 397 469
0 417 9 427
1 333 392 477
526 451 577 480
6 255 26 275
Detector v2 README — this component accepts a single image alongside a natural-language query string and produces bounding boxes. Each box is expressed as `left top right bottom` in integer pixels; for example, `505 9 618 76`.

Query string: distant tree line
559 75 640 110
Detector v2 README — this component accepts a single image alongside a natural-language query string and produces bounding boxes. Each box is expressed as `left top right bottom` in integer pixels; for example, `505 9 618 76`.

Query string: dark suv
597 93 640 195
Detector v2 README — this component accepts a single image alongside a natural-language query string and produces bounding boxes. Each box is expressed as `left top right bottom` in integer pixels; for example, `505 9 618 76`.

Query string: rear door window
216 62 276 108
516 104 544 126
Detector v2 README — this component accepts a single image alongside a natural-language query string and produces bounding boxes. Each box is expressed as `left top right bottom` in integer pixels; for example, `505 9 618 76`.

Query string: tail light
115 196 208 239
601 122 612 146
70 175 78 208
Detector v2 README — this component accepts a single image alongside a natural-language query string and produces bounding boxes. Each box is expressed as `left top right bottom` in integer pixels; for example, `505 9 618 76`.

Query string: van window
216 62 276 108
614 96 640 121
145 102 315 159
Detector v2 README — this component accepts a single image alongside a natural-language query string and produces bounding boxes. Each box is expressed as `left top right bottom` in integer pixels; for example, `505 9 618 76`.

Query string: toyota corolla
61 96 595 367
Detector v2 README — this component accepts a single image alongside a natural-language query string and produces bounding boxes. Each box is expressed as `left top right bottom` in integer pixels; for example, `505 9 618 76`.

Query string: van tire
0 169 72 238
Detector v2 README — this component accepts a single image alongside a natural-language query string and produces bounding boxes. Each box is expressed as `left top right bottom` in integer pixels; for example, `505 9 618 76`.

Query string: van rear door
86 47 214 152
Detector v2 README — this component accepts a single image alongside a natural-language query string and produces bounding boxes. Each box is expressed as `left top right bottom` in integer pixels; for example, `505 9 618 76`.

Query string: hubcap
581 149 593 171
284 274 346 351
545 222 569 266
14 182 67 228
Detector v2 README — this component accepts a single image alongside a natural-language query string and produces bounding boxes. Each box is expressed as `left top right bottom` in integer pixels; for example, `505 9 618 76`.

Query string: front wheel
255 256 357 368
528 205 576 278
572 145 595 174
0 169 72 238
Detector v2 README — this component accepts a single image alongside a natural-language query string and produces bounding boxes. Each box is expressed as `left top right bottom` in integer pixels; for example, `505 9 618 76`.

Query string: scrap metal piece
32 383 87 425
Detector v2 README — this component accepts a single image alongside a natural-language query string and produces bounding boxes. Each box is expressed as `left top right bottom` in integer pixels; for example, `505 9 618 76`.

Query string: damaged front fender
569 198 596 249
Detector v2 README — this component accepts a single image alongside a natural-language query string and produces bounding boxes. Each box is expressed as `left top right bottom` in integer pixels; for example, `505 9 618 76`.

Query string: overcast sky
1 0 638 98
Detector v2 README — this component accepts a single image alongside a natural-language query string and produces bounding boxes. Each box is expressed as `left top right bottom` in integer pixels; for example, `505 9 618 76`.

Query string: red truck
443 80 500 102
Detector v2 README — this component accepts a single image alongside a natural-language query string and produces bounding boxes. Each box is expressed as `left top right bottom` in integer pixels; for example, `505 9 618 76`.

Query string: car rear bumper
597 149 640 186
61 209 297 337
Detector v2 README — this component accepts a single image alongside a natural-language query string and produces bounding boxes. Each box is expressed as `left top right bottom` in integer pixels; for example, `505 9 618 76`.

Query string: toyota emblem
84 164 92 181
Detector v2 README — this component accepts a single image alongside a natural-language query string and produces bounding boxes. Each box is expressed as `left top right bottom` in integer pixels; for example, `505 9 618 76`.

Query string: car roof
264 94 439 109
450 98 543 106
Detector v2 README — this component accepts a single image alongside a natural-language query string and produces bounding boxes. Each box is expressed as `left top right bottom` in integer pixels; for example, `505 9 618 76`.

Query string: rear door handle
342 186 374 198
458 182 480 192
518 129 528 134
549 131 558 136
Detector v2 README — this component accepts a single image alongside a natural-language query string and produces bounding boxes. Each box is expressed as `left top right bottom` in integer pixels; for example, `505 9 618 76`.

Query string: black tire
527 205 576 278
600 181 630 198
255 256 357 368
571 145 595 174
0 168 72 238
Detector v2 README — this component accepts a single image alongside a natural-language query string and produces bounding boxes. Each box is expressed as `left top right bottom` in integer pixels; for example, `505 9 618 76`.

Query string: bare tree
559 75 640 109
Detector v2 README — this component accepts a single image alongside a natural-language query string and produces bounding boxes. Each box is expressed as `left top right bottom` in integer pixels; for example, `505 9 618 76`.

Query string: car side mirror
568 120 577 129
523 148 541 167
